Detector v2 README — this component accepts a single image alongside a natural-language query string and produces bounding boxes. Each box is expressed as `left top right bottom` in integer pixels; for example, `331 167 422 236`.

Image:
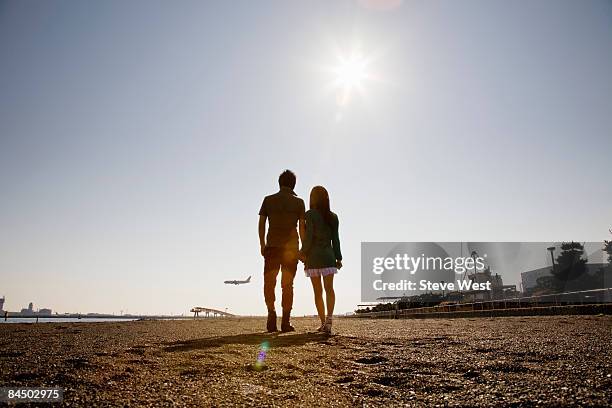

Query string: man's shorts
263 247 298 275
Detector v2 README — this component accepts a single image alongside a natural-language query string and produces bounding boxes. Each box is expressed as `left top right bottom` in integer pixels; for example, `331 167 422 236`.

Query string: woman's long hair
310 186 333 226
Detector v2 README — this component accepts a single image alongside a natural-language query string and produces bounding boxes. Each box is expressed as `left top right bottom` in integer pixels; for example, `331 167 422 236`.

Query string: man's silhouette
258 170 305 332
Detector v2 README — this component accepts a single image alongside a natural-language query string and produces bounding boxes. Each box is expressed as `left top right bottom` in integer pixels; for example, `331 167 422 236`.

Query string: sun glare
329 51 372 107
316 43 377 110
334 54 368 89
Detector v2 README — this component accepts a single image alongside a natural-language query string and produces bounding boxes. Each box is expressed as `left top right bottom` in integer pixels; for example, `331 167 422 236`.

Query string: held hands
263 246 341 268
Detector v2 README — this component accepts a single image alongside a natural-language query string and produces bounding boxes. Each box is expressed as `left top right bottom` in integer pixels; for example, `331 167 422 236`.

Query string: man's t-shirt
259 187 305 250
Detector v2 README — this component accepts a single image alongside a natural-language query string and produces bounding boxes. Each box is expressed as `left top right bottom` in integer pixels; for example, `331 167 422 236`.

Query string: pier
190 307 234 318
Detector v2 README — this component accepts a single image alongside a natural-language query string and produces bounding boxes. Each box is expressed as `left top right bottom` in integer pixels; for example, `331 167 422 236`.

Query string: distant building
0 296 4 312
521 263 609 294
20 302 35 315
16 302 54 316
521 267 552 293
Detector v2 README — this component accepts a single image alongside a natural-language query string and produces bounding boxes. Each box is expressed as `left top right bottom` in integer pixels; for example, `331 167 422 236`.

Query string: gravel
0 315 610 407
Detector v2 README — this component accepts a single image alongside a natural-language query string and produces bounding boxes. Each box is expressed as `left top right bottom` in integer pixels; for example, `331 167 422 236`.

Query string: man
258 170 305 332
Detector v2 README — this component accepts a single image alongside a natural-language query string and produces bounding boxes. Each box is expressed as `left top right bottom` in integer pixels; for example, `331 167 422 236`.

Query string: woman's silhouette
299 186 342 334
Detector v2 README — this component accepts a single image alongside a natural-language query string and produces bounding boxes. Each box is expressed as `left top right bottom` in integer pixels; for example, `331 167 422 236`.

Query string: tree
604 229 612 264
552 242 588 292
598 229 612 288
535 275 557 294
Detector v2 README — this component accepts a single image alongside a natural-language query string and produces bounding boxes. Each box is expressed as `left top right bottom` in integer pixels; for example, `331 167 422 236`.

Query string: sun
315 43 377 109
333 54 368 90
329 51 371 107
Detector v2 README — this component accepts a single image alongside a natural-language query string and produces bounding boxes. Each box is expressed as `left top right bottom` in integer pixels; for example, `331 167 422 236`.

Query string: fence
350 287 612 319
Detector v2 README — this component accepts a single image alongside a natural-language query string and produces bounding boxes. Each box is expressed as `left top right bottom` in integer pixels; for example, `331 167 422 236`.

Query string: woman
299 186 342 334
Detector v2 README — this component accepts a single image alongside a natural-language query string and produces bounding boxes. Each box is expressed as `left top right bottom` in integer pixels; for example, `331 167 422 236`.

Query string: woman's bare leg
310 276 325 324
323 275 335 318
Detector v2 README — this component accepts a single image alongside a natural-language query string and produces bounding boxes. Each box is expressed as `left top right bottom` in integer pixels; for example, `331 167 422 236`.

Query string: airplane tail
247 276 251 282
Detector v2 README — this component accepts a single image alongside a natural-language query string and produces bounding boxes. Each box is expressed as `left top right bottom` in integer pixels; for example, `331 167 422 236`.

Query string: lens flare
254 341 270 370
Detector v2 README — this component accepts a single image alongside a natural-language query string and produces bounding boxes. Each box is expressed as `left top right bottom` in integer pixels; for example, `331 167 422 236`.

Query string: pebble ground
0 315 610 407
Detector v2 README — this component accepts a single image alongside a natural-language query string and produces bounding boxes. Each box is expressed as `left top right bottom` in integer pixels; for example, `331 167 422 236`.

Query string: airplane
224 276 251 285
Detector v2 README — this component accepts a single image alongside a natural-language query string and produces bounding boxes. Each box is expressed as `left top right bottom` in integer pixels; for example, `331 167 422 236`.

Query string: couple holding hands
258 170 342 335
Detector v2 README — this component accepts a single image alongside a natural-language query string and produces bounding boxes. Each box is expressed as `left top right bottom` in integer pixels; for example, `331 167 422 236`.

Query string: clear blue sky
1 0 611 315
